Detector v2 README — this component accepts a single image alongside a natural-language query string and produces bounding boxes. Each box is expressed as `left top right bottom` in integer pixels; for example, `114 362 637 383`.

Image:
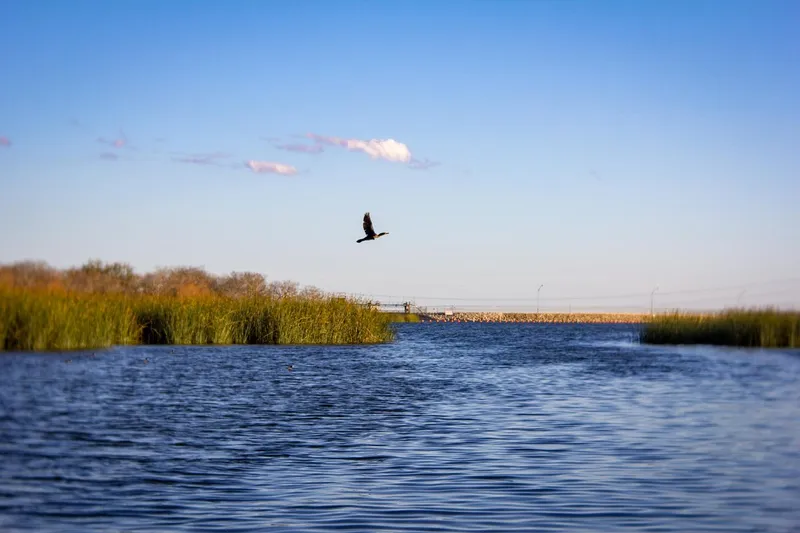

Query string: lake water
1 323 799 532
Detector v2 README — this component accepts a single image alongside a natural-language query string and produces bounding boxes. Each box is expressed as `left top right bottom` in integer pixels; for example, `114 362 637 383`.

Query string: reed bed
0 288 394 351
640 308 800 348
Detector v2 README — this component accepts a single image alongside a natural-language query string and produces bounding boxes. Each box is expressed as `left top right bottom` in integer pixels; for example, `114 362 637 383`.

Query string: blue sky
1 0 798 312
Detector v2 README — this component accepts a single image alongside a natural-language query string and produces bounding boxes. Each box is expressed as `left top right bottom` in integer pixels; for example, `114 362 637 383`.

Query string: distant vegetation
641 308 800 348
385 313 421 323
0 260 394 351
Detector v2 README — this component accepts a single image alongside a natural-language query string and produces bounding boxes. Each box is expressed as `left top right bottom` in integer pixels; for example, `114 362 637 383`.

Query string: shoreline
415 312 650 324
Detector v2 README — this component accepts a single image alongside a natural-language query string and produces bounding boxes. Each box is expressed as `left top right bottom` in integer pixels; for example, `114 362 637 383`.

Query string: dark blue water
1 323 799 532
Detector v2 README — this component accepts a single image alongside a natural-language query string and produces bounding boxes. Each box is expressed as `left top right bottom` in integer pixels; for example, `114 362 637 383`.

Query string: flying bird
357 212 389 243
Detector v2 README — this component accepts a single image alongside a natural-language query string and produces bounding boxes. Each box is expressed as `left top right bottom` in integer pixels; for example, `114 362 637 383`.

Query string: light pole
537 284 544 314
650 285 659 316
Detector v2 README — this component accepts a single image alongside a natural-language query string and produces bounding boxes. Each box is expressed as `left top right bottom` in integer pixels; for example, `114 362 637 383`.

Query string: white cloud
245 160 298 175
344 138 411 163
307 133 412 163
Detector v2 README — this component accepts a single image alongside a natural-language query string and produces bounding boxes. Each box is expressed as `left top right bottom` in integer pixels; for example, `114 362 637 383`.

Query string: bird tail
356 237 366 243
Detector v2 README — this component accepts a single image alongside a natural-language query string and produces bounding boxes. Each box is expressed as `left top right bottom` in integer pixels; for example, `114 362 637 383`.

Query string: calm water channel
1 323 799 532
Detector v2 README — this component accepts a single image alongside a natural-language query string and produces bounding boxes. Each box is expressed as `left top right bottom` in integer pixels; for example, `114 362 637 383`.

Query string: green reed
0 288 394 351
640 307 800 348
0 289 140 351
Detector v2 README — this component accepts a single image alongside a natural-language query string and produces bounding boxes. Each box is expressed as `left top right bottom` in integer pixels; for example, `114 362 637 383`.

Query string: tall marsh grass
0 288 394 351
640 308 800 348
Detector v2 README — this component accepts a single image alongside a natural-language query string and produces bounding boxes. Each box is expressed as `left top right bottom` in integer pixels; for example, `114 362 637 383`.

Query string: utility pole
650 285 659 317
537 284 544 314
737 289 746 307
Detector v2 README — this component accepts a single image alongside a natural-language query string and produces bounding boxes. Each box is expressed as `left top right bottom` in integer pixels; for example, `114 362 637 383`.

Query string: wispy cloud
245 160 298 175
307 133 412 163
99 152 119 161
172 151 231 166
409 157 440 170
97 130 128 148
0 136 10 148
275 142 325 154
98 137 126 148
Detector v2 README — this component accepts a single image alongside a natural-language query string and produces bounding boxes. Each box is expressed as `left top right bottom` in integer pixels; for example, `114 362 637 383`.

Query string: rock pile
420 312 649 324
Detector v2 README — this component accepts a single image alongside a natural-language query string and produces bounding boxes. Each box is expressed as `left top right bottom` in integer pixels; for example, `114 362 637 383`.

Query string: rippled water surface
2 323 800 532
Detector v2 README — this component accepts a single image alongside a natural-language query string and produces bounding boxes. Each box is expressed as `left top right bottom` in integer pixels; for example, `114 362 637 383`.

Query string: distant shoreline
414 312 650 324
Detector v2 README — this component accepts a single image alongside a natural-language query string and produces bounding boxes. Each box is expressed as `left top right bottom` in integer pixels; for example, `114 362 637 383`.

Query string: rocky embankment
420 312 649 324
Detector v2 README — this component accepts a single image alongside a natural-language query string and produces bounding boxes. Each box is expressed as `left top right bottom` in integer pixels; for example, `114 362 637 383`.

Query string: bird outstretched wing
363 212 376 237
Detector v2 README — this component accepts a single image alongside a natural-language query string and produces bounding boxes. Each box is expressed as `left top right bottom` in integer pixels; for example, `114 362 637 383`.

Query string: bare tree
64 259 137 293
0 260 61 289
267 280 300 299
215 271 268 298
141 266 216 297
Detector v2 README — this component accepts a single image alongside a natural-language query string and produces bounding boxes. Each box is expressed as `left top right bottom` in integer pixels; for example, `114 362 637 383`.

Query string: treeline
0 259 327 299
